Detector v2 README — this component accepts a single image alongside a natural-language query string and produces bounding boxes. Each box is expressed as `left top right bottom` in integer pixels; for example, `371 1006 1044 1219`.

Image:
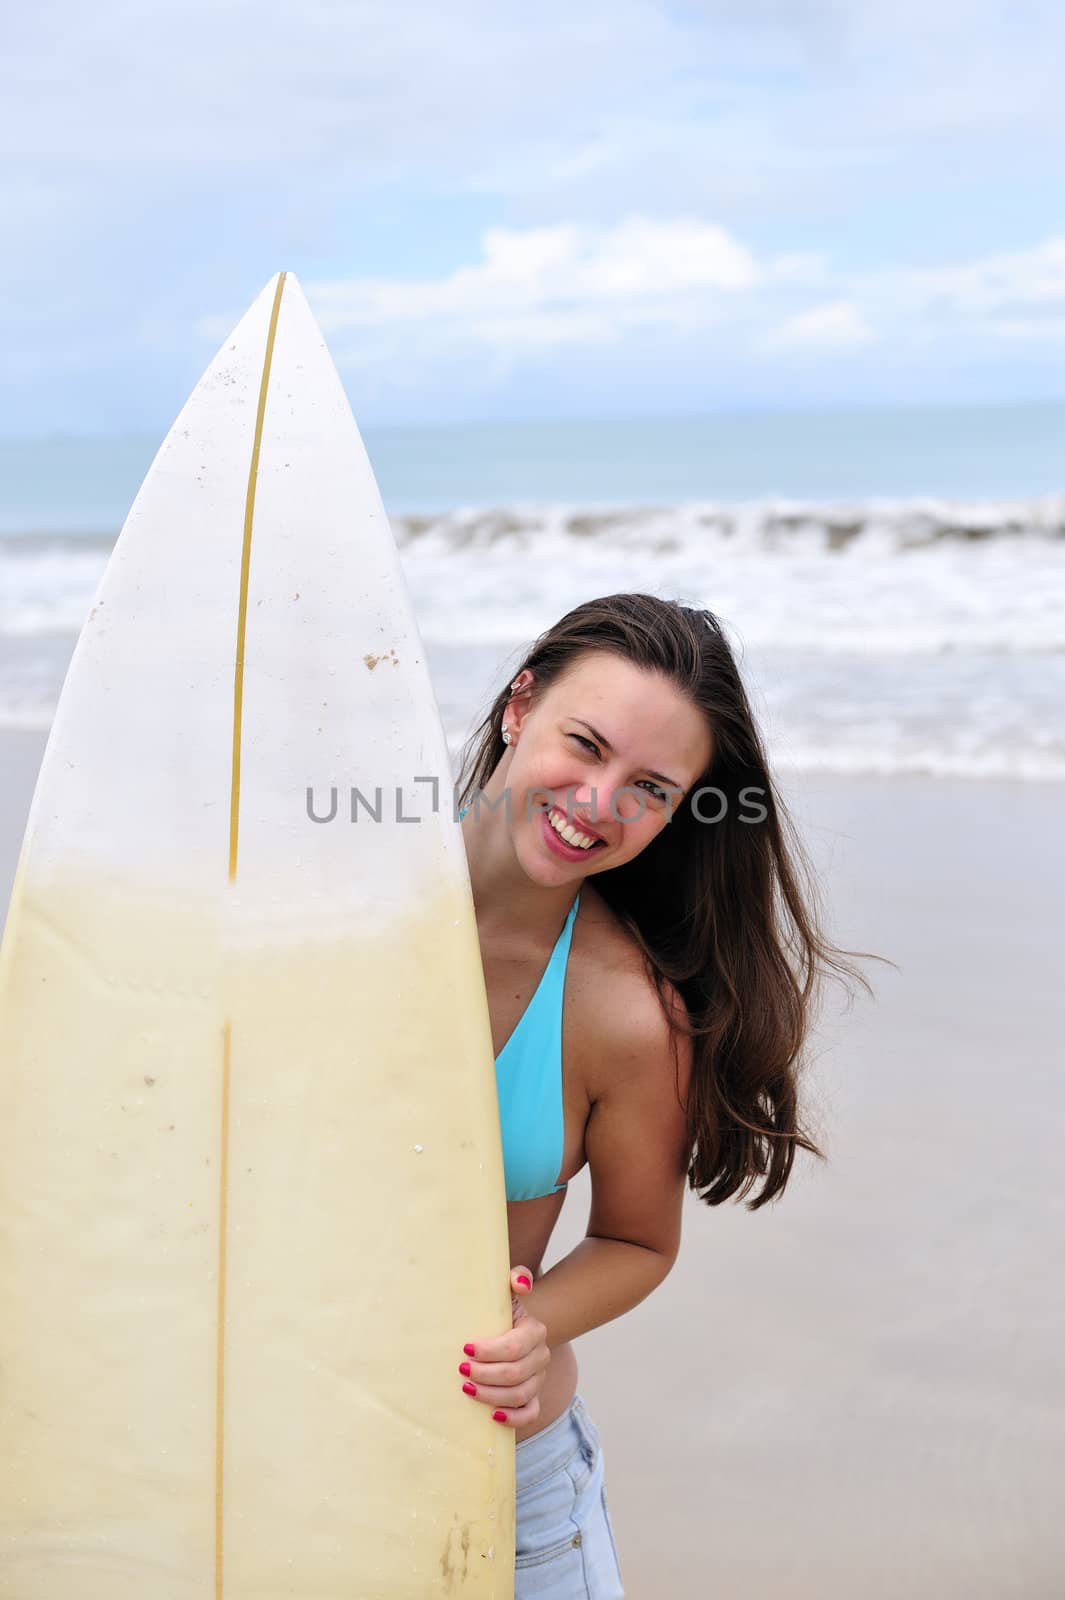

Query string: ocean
2 403 1064 781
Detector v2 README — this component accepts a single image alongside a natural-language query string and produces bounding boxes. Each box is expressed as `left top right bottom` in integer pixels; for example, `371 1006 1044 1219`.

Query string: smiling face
500 650 714 884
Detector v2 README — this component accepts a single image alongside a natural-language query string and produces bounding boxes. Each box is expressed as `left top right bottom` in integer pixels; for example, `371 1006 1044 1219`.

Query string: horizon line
3 392 1065 446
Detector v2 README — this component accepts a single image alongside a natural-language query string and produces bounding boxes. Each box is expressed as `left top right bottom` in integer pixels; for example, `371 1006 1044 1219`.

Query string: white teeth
547 809 598 849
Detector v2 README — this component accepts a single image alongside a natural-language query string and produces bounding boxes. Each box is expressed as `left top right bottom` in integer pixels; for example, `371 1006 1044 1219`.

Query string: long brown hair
458 592 880 1211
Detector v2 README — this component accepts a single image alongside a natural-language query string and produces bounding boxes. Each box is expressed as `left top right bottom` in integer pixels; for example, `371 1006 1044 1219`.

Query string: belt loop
570 1393 600 1462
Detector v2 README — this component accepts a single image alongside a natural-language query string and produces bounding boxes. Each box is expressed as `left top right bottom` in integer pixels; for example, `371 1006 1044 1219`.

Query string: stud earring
501 727 512 745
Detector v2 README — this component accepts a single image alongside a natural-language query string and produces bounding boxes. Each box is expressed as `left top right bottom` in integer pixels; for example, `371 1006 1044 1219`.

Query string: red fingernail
464 1343 476 1357
459 1361 471 1376
492 1410 508 1423
516 1274 531 1288
463 1382 478 1397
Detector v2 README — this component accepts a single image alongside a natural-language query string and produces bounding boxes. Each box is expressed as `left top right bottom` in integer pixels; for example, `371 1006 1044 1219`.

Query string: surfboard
0 273 514 1597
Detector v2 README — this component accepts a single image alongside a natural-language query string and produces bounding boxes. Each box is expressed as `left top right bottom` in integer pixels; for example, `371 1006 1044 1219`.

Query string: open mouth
543 806 606 853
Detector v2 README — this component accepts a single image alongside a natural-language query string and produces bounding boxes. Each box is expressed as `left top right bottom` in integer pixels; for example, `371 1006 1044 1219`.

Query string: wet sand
2 733 1062 1596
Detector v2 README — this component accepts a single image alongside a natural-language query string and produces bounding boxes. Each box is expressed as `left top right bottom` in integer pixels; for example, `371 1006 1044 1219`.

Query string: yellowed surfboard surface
0 273 514 1597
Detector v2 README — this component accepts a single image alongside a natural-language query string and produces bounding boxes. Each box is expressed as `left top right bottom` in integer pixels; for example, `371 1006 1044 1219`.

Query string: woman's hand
459 1265 551 1428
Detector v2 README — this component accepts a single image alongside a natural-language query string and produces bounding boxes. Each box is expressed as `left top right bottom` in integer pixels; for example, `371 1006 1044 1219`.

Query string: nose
562 779 603 827
607 785 647 823
566 778 644 826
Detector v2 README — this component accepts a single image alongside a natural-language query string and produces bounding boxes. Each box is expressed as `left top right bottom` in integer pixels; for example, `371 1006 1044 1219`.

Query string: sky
3 0 1064 432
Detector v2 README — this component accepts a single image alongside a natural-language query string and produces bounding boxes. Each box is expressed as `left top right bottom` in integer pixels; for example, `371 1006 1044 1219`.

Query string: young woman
453 593 868 1597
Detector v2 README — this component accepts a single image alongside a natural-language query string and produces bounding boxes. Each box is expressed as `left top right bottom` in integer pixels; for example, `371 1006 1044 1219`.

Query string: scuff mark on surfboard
363 647 400 671
439 1516 472 1589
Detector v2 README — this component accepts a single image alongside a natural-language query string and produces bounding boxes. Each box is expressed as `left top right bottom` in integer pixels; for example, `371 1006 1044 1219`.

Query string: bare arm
459 976 692 1427
522 977 692 1347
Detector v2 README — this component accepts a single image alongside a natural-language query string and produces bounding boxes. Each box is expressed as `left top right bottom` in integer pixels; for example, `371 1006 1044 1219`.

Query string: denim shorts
514 1393 625 1598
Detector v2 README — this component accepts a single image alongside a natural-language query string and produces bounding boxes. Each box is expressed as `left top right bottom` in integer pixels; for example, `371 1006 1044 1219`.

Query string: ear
506 669 536 736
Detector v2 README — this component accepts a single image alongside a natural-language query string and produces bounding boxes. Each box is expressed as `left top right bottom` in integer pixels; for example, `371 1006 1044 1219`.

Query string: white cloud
5 2 1062 195
196 222 1065 382
767 253 834 288
200 217 766 356
0 0 702 168
986 318 1065 340
760 300 875 352
876 238 1065 319
822 236 1065 359
317 227 1065 356
4 1 1065 426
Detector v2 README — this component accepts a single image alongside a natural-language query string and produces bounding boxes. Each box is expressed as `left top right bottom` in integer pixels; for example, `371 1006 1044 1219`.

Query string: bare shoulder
568 884 693 1256
569 884 692 1108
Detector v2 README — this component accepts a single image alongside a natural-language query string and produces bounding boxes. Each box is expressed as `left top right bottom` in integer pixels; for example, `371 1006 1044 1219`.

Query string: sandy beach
555 771 1065 1597
2 731 1062 1597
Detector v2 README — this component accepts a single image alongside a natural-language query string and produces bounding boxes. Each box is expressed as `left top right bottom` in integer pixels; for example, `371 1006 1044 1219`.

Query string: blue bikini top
459 807 578 1201
494 894 580 1202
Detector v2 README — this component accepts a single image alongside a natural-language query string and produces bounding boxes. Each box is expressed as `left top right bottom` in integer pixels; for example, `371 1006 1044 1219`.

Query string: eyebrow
570 718 682 790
